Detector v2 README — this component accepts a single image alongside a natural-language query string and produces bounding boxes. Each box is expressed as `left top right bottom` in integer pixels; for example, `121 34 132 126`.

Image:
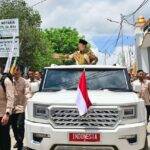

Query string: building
135 16 150 73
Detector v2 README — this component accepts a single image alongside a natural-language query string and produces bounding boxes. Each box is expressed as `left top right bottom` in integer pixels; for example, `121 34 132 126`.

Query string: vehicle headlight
121 105 136 119
33 104 49 119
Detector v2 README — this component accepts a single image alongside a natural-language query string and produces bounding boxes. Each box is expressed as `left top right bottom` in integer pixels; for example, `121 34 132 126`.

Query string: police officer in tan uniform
67 39 98 65
0 67 14 150
11 66 31 150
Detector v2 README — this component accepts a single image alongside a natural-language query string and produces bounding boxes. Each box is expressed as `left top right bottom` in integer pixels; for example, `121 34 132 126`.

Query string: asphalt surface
11 129 26 150
147 124 150 150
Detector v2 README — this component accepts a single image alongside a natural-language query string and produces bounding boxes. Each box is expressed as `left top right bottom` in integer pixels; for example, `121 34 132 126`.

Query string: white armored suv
25 65 148 150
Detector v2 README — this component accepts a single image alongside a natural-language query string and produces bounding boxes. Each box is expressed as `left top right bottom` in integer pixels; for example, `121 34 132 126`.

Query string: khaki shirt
0 77 14 117
87 51 98 65
69 51 90 65
14 77 31 114
69 49 98 65
140 80 150 105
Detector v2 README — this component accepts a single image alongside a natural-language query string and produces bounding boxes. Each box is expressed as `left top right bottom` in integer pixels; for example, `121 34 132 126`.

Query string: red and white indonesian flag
76 70 92 116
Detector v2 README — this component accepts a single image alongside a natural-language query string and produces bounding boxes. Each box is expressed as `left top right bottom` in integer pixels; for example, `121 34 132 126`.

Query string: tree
0 0 53 69
32 31 61 70
44 27 82 54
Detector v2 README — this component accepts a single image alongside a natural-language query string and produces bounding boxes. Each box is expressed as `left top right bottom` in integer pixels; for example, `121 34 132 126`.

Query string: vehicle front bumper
25 120 146 150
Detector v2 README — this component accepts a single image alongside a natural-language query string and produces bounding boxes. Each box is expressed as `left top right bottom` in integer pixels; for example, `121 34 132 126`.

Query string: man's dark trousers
0 118 11 150
11 113 25 150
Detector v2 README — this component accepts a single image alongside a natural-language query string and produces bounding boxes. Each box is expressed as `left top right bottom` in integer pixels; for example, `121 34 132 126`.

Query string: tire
143 136 149 150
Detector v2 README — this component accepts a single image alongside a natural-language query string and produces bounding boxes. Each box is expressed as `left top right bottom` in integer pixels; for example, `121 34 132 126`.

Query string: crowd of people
0 66 42 150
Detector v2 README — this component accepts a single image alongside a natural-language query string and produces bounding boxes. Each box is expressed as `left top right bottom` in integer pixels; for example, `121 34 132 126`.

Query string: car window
42 69 130 92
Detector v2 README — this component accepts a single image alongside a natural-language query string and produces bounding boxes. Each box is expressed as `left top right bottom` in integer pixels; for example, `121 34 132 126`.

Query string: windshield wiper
106 88 129 92
97 88 105 90
66 87 77 90
96 88 129 92
42 88 61 92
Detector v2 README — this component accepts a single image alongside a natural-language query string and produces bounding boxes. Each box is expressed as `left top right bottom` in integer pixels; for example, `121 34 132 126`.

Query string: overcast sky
25 0 149 53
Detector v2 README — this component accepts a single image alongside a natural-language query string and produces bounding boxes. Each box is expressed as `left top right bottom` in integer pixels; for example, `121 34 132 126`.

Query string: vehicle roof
45 65 127 69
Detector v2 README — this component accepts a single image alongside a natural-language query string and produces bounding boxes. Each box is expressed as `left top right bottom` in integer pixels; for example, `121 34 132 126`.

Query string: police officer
11 66 31 150
0 67 14 150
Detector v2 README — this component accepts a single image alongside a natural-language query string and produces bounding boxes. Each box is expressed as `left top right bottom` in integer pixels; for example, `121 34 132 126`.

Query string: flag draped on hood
76 70 92 116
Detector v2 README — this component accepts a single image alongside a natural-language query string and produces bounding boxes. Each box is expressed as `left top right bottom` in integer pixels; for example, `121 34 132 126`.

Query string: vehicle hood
30 90 141 105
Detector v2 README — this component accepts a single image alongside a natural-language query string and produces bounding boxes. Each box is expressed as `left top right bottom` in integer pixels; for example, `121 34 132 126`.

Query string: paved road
11 129 26 150
11 125 150 150
147 124 150 150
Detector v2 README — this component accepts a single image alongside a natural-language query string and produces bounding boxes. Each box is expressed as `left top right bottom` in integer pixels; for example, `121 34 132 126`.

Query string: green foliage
44 27 82 54
32 32 61 70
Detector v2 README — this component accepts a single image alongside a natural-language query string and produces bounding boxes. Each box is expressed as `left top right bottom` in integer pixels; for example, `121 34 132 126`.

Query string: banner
0 18 19 37
0 38 19 57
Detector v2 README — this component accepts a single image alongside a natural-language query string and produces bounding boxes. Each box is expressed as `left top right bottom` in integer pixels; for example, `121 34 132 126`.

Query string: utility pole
128 45 132 68
104 49 107 65
121 14 125 66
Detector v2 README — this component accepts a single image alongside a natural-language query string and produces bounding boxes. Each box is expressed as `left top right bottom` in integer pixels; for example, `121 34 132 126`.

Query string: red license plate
69 133 100 142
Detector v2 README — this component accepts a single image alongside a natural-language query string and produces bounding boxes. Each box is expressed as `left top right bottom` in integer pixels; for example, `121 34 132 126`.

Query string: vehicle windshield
42 69 130 91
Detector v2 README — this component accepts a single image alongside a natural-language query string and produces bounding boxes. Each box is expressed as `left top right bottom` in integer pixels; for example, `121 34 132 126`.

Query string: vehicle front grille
49 106 120 129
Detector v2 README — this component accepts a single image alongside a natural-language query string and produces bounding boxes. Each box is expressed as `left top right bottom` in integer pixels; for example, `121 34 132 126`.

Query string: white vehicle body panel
25 66 147 150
